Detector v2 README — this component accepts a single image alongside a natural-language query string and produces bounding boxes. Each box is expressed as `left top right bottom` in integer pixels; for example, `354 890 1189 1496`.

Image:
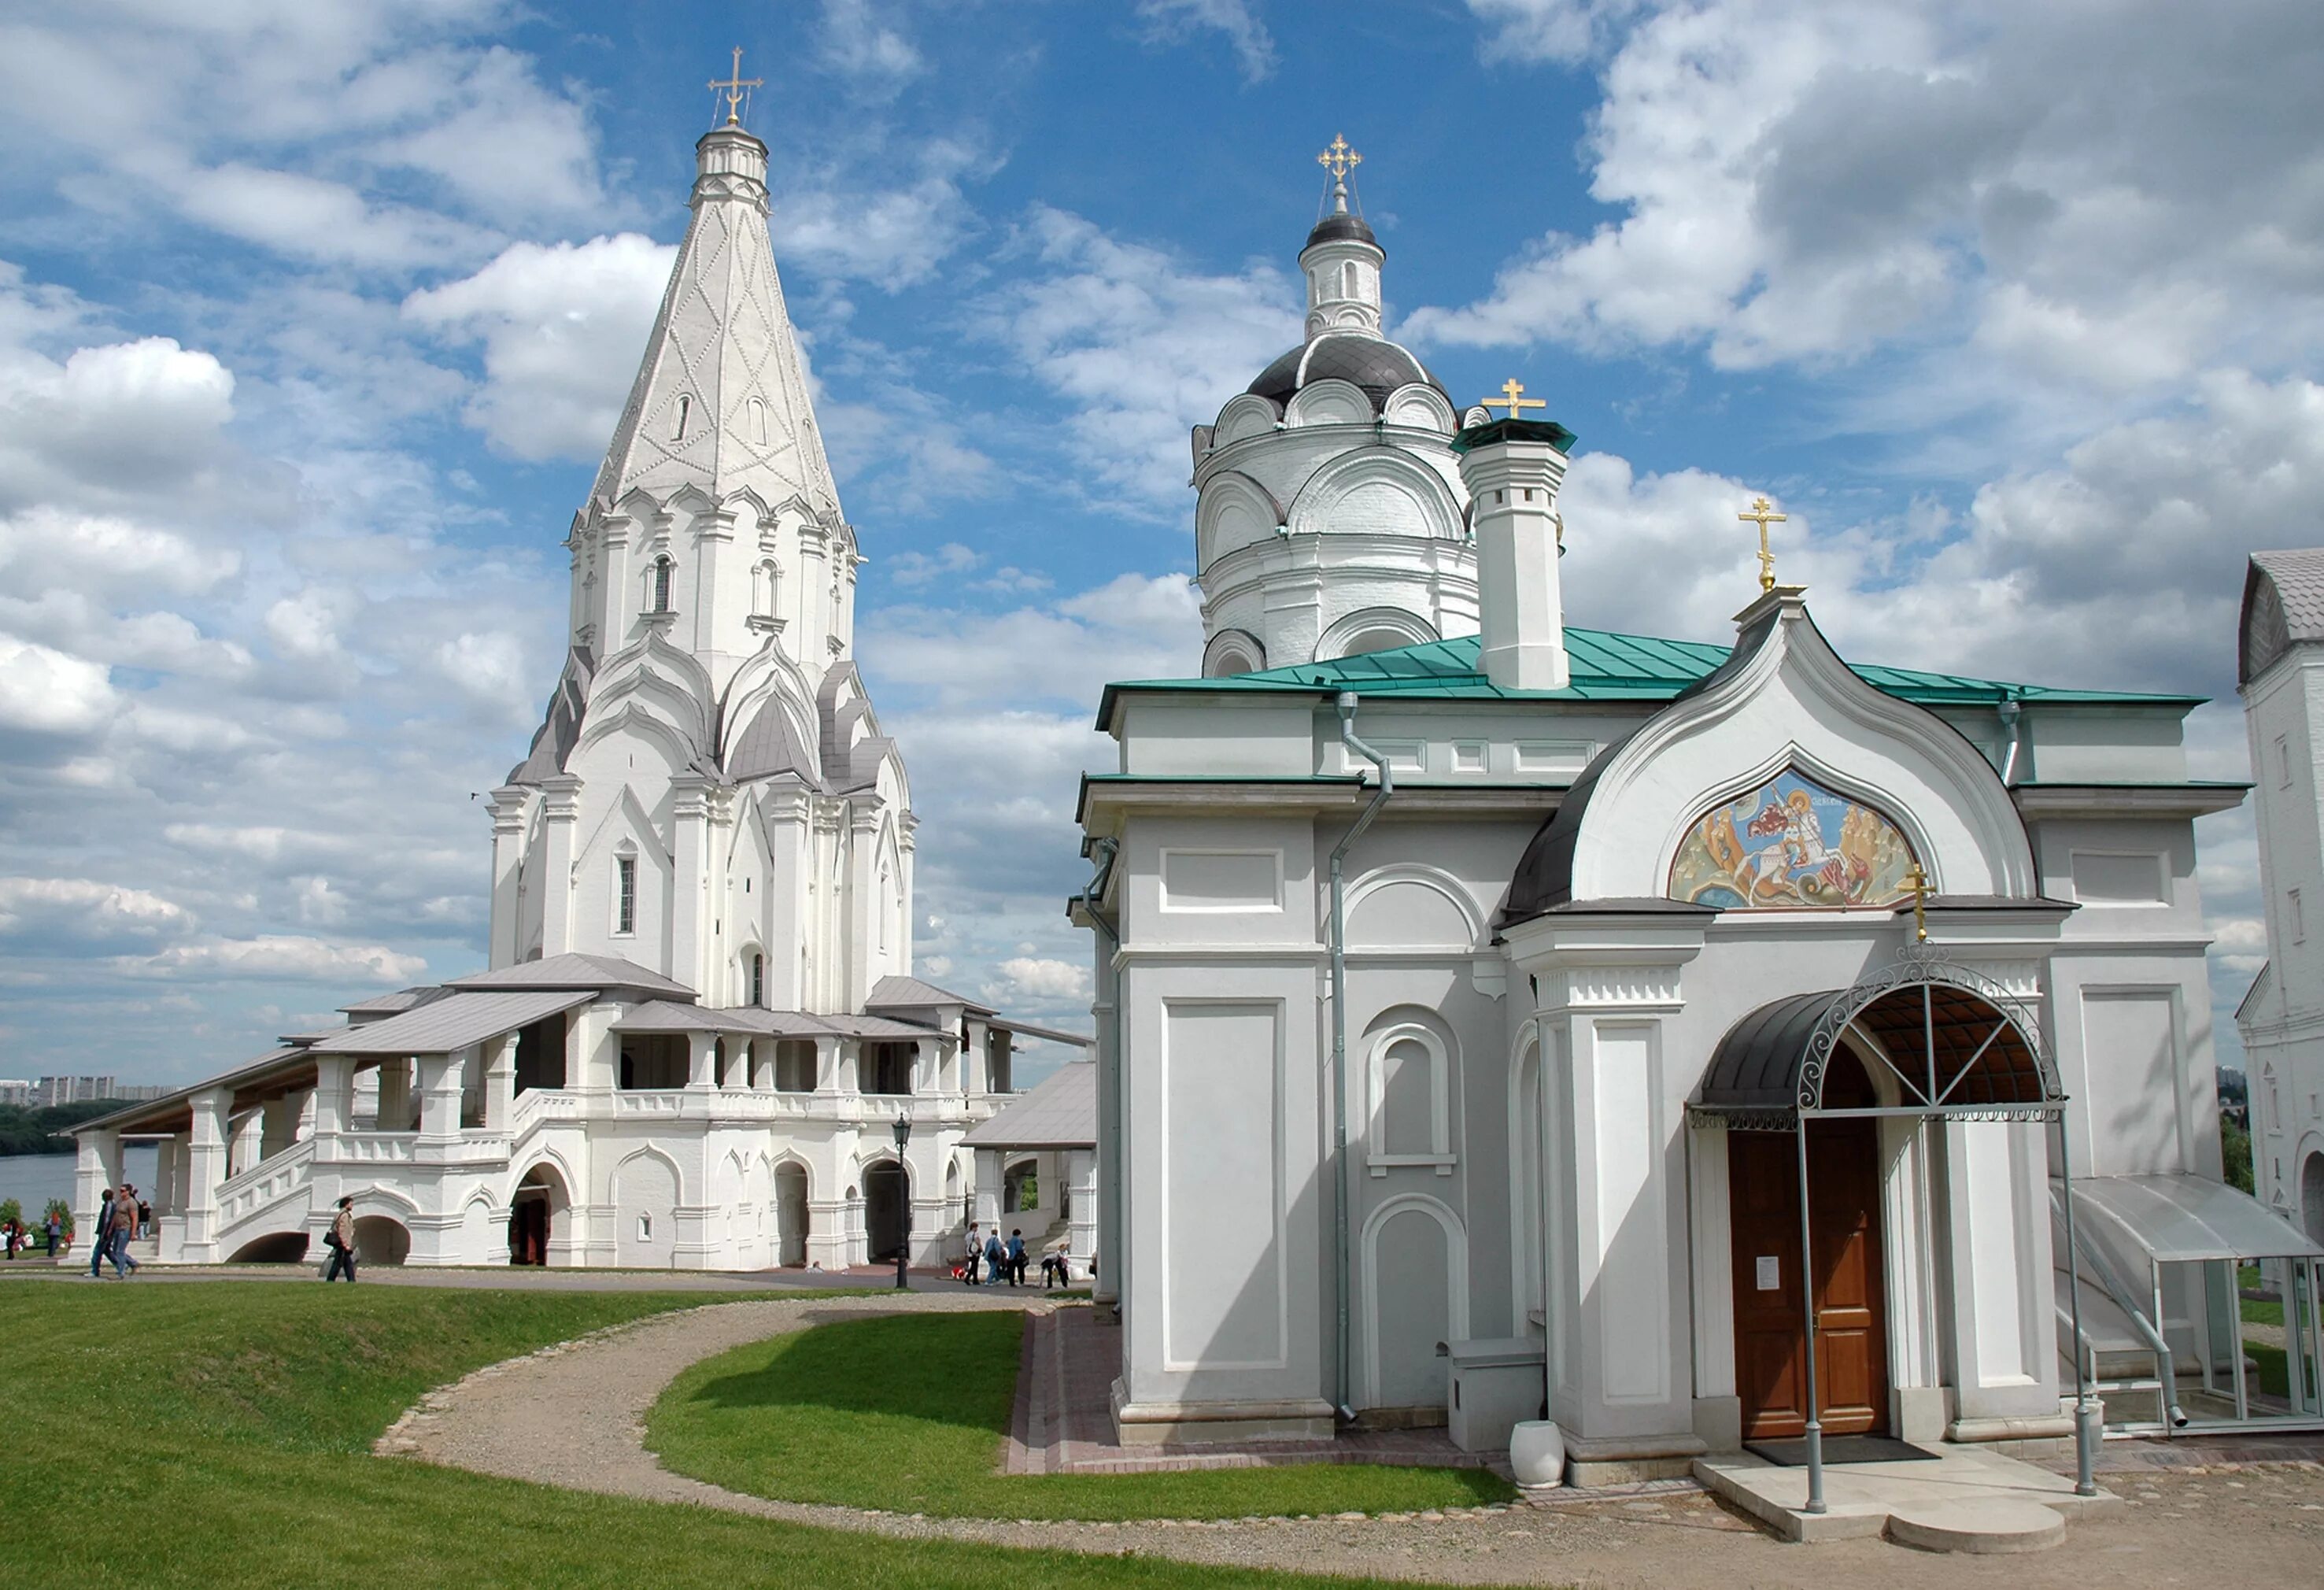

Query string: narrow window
615 856 637 935
750 952 765 1007
2293 888 2306 945
2278 734 2294 788
652 556 673 613
748 397 768 445
672 394 690 441
637 1214 652 1241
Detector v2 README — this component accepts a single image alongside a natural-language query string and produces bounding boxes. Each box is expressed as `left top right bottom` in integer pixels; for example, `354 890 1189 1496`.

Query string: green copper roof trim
1097 630 2204 727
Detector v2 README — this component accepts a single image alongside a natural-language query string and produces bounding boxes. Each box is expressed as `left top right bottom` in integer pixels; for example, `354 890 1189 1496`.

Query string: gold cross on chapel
1738 495 1787 592
1317 134 1362 180
1483 378 1544 422
710 47 763 127
1902 863 1932 943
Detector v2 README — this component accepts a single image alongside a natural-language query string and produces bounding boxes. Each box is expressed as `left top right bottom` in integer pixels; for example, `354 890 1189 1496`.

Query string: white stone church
75 109 1087 1274
1073 159 2324 1470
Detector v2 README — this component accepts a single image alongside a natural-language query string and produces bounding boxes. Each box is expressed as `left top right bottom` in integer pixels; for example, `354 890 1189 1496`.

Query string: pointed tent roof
589 124 841 523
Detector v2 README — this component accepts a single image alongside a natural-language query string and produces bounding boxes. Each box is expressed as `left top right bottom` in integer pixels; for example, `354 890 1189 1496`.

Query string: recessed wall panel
1162 1000 1285 1370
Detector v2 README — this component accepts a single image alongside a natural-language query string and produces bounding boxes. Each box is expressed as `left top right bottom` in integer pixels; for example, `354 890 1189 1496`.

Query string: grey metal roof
307 989 596 1056
70 1046 313 1137
610 1000 766 1036
725 694 822 786
445 953 695 1000
819 1012 947 1040
868 974 992 1014
2241 549 2324 685
340 985 452 1018
988 1016 1094 1048
962 1060 1096 1149
1247 332 1446 411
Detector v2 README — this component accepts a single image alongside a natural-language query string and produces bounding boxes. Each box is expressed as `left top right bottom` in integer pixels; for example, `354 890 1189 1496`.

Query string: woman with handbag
322 1196 357 1282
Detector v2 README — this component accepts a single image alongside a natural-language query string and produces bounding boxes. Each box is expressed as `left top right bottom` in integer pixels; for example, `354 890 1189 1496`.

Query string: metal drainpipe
1998 696 2022 784
1083 838 1125 1317
1329 691 1395 1423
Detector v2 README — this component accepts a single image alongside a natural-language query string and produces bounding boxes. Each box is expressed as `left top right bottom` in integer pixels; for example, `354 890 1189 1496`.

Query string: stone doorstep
1692 1445 2121 1549
1563 1431 1711 1489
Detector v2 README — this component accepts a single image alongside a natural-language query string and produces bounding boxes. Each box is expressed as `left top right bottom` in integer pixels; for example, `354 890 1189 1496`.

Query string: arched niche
1287 450 1462 544
1382 383 1456 434
1203 627 1268 678
1345 863 1483 951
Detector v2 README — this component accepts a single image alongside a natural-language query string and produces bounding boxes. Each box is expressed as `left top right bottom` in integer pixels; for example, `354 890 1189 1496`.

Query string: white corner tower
1188 139 1481 676
1455 409 1573 690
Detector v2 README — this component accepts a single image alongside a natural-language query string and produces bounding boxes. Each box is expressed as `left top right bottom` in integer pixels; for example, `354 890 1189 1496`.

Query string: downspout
1084 838 1124 1319
1329 691 1394 1423
1998 696 2023 785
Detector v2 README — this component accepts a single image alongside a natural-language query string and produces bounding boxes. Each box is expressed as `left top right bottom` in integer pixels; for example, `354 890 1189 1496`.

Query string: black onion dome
1305 212 1378 250
1246 332 1447 411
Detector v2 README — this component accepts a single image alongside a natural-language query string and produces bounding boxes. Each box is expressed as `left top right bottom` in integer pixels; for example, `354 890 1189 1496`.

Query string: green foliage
0 1198 20 1229
0 1284 1417 1589
2247 1340 2290 1399
2222 1117 2255 1194
651 1309 1516 1521
0 1100 135 1156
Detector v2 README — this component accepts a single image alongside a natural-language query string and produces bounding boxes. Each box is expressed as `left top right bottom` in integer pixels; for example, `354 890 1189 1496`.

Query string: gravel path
380 1294 2324 1588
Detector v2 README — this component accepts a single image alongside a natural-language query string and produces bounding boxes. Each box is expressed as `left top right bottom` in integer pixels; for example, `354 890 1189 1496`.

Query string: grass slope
649 1309 1516 1520
0 1282 1413 1589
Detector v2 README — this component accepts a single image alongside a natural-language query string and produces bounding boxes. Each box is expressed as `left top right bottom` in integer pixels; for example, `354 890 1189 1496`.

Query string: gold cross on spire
709 46 763 128
1737 495 1787 592
1481 378 1545 422
1317 134 1362 180
1902 862 1932 943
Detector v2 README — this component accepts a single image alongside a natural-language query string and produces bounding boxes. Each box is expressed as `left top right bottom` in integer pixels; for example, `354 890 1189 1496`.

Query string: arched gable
1345 863 1484 951
1382 383 1457 434
1203 627 1268 678
1316 605 1439 661
1212 392 1280 448
611 1144 686 1205
1287 449 1462 544
1286 377 1373 427
1549 594 2034 909
1196 470 1283 572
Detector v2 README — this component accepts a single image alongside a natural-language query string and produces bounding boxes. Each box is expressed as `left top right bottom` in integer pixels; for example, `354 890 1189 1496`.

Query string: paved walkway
378 1292 2324 1586
0 1258 992 1292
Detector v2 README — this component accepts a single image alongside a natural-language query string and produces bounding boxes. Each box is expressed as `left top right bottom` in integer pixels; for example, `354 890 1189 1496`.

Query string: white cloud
984 956 1091 1004
1417 0 2324 396
816 0 926 92
402 233 674 460
1134 0 1277 84
0 634 116 737
889 543 981 587
770 172 976 287
126 934 427 984
986 207 1301 513
0 331 239 516
1468 0 1645 64
0 875 193 950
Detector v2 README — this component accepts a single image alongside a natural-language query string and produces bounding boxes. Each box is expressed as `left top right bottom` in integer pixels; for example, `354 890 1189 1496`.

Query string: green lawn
648 1309 1517 1520
0 1281 1418 1589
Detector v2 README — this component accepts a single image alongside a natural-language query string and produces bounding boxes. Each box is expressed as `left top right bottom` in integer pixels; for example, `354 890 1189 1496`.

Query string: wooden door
1729 1111 1890 1439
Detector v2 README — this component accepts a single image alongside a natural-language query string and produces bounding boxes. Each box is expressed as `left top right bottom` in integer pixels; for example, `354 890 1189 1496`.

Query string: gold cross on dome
1737 495 1787 592
1482 378 1545 422
1317 134 1362 180
710 47 763 127
1902 863 1932 942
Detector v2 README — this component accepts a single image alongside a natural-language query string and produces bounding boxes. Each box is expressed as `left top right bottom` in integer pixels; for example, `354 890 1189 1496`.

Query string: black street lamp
892 1110 911 1290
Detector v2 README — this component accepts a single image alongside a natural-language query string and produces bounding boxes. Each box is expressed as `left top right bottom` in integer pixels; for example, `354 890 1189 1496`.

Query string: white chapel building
1073 160 2322 1472
74 105 1087 1274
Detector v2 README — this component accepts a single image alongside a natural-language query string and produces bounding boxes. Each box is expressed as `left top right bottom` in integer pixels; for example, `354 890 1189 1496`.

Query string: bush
42 1197 72 1243
2223 1117 2255 1194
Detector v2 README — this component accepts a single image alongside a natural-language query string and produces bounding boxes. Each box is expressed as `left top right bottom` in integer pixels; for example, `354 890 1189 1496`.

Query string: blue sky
0 0 2316 1084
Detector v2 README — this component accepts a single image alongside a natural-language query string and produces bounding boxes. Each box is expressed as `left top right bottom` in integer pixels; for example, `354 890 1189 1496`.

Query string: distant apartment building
0 1079 30 1107
31 1076 165 1107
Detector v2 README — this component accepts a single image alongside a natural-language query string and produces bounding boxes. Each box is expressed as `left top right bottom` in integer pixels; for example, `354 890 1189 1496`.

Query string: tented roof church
72 87 1087 1277
1071 141 2322 1473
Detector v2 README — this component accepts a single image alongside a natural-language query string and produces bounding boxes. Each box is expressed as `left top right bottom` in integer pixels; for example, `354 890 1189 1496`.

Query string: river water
0 1145 158 1215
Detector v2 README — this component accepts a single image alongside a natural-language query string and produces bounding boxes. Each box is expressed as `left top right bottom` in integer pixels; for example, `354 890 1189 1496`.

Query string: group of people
959 1222 1076 1289
2 1211 65 1259
85 1183 148 1278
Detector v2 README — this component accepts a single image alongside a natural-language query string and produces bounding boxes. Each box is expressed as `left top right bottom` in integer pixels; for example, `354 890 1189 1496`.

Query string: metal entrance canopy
1687 952 2096 1515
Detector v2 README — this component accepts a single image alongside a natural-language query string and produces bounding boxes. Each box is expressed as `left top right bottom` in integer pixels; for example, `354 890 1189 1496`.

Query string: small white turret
1455 400 1573 691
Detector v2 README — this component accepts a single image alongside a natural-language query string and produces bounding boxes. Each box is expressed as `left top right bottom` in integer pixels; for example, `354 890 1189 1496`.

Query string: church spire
588 73 841 523
1300 135 1384 342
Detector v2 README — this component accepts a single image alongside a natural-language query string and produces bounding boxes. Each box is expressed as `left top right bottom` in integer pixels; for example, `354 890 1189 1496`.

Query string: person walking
962 1222 981 1285
1006 1228 1025 1289
88 1189 114 1278
323 1196 357 1283
108 1184 139 1278
45 1209 62 1259
982 1229 1005 1285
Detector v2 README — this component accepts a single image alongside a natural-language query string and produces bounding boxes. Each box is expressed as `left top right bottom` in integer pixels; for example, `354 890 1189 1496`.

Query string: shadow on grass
683 1311 1018 1435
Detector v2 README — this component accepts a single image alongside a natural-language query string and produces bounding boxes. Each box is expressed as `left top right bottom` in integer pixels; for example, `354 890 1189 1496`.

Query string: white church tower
486 103 911 1015
1190 138 1483 675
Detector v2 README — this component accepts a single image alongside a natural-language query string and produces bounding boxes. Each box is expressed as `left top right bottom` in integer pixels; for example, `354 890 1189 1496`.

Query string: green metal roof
1099 629 2204 726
